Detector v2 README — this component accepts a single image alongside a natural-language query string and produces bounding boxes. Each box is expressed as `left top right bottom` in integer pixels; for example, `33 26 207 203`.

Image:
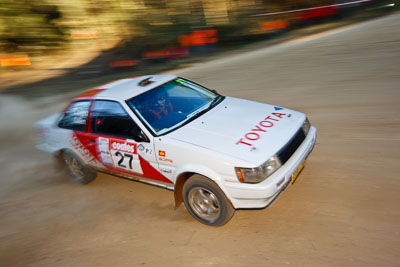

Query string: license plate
292 161 306 183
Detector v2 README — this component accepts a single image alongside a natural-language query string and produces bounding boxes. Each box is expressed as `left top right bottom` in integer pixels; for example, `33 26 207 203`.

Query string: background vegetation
0 0 342 55
0 0 397 72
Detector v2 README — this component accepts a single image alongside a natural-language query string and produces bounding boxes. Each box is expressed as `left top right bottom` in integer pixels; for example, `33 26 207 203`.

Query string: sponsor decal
159 157 173 163
71 134 97 163
137 144 145 152
160 167 173 174
236 112 287 147
158 150 166 157
98 137 113 165
111 140 137 154
109 140 141 174
145 148 152 155
76 133 172 184
70 108 89 125
274 106 284 111
138 144 153 155
96 137 143 174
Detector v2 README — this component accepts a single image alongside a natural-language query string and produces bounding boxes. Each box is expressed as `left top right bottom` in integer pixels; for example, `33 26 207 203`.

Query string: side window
91 100 142 138
58 101 91 131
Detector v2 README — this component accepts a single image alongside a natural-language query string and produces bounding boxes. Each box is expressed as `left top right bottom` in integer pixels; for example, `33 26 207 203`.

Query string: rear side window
58 101 91 131
91 100 142 138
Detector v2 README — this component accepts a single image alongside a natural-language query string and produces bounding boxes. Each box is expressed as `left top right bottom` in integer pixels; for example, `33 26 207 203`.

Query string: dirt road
1 13 399 266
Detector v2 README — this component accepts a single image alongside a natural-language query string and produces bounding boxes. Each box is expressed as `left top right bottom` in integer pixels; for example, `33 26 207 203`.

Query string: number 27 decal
115 152 133 169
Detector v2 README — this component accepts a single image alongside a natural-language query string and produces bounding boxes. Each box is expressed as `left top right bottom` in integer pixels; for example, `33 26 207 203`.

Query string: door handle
89 139 96 143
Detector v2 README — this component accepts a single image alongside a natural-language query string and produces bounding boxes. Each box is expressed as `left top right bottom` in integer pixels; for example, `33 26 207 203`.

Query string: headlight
302 118 311 135
235 156 282 183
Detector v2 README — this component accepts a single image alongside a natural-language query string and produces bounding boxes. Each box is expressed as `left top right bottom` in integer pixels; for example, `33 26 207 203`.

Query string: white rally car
35 75 316 226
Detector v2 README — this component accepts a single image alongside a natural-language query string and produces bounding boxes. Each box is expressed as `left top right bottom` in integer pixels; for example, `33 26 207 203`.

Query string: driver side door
85 100 160 179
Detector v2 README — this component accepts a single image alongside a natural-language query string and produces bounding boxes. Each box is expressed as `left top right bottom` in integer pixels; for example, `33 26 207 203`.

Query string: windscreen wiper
184 96 224 124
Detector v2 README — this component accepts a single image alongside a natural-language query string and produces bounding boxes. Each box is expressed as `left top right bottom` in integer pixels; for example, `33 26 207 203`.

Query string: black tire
63 151 97 184
183 175 235 226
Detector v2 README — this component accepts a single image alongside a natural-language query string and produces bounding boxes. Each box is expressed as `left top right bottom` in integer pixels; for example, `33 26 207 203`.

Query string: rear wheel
183 175 235 226
64 151 97 184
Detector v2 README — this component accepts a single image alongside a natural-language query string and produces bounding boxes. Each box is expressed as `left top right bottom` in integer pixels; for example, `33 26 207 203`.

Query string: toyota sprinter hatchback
35 75 316 226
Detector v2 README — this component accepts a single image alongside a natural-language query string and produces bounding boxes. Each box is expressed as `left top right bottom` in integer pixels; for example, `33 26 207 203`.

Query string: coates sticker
158 150 166 157
100 138 143 174
236 112 287 147
111 140 137 154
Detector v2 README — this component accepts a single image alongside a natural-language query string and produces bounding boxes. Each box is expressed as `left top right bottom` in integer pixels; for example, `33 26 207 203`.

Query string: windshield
126 78 223 135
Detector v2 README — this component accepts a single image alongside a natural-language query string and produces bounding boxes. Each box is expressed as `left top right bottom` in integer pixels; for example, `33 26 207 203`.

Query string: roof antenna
138 77 153 86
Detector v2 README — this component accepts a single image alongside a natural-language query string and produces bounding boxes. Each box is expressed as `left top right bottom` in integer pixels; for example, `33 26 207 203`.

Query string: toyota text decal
236 112 286 146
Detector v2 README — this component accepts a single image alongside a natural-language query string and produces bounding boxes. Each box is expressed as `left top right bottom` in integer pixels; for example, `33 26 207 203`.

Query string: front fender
173 164 233 208
174 163 223 184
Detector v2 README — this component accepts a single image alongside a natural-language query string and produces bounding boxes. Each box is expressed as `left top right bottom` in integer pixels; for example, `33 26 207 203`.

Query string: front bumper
223 126 317 209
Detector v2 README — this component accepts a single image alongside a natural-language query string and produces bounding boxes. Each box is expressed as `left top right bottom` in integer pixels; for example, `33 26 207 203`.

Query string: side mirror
133 131 149 143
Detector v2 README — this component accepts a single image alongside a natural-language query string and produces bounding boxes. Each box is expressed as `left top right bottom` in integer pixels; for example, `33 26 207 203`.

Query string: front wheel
63 151 97 184
183 175 235 226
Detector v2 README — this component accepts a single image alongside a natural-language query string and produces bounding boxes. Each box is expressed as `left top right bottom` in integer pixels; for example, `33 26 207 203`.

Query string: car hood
167 97 306 165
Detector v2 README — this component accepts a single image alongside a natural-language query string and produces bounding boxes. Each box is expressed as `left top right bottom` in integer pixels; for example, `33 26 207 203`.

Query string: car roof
76 74 177 101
